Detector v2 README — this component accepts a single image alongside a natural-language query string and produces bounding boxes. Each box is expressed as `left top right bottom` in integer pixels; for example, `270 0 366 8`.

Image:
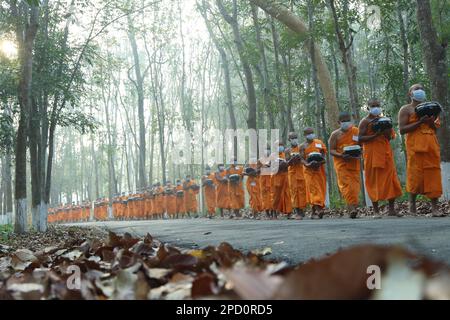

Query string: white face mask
306 133 316 141
290 139 299 146
370 107 382 116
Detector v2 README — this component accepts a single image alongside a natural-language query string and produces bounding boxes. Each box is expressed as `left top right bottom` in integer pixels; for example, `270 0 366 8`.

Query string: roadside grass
0 224 13 242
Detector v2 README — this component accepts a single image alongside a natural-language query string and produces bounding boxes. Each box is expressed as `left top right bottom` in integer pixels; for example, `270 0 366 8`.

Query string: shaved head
304 127 314 135
368 98 381 108
339 111 352 122
409 83 424 94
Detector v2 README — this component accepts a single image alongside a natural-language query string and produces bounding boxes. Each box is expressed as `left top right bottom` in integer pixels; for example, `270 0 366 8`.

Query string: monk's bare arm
299 143 310 167
399 106 423 135
358 118 379 142
329 131 342 158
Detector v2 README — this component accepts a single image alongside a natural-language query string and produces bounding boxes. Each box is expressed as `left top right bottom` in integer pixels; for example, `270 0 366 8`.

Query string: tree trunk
127 17 147 190
250 0 339 129
397 1 409 100
13 3 39 233
328 0 360 121
217 0 257 130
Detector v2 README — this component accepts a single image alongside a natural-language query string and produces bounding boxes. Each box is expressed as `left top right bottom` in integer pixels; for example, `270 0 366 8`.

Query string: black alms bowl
245 167 257 176
203 179 214 186
229 174 240 183
343 145 362 158
415 101 442 118
307 152 324 163
372 117 393 132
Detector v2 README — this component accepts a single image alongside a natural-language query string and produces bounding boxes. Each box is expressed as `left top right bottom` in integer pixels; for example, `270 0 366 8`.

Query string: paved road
69 217 450 265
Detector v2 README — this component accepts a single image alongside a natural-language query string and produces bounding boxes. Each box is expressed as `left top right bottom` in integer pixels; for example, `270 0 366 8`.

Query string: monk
259 146 274 218
227 158 245 218
300 128 327 219
329 112 362 218
164 182 177 219
215 164 230 218
245 158 262 218
183 175 199 218
399 84 444 217
202 166 217 218
286 132 307 219
154 182 165 219
270 141 292 218
359 98 403 216
175 180 186 218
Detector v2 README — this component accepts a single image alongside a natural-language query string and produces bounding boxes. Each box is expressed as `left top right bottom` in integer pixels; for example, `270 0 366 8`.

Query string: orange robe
175 185 186 214
155 187 165 215
165 189 177 216
184 181 199 213
405 113 442 199
362 120 402 202
259 157 273 211
288 146 307 210
304 139 328 208
227 166 245 210
246 169 262 212
333 127 361 205
271 152 292 214
216 171 230 209
203 173 217 215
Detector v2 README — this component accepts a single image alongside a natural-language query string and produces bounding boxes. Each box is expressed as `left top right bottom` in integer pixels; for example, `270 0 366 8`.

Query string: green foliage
57 111 98 135
0 224 13 241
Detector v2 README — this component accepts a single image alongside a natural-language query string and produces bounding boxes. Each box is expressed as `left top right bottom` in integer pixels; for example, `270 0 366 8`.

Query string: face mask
340 121 353 131
205 170 210 175
233 161 237 166
219 166 224 172
290 139 299 146
370 107 382 116
412 89 426 102
186 178 190 182
306 134 315 141
278 146 285 153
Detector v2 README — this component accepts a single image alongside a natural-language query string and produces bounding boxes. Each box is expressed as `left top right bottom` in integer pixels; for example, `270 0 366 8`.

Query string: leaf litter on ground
0 225 449 300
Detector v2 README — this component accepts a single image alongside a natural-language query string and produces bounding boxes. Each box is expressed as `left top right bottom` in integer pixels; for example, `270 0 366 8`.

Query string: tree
11 1 39 233
249 0 339 129
216 0 258 131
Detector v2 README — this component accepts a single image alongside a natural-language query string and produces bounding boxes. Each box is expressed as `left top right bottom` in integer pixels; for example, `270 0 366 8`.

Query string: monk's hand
342 153 351 161
425 115 436 126
420 115 430 124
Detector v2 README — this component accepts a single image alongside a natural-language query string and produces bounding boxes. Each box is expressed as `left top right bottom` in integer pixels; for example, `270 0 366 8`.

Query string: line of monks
49 84 446 223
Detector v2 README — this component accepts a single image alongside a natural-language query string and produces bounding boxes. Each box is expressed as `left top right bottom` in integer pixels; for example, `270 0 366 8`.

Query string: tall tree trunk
251 4 275 130
250 0 339 129
200 3 238 155
127 17 147 189
217 0 257 130
13 3 39 233
397 1 409 100
328 0 360 121
270 17 289 140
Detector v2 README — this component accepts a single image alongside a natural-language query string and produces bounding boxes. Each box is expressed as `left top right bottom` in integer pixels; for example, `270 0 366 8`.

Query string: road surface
68 217 450 265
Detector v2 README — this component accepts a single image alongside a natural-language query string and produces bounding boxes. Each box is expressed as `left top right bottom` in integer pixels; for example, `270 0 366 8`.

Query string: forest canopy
0 0 448 232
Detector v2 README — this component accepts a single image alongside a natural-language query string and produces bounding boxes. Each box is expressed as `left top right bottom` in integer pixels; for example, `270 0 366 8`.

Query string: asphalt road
69 217 450 265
